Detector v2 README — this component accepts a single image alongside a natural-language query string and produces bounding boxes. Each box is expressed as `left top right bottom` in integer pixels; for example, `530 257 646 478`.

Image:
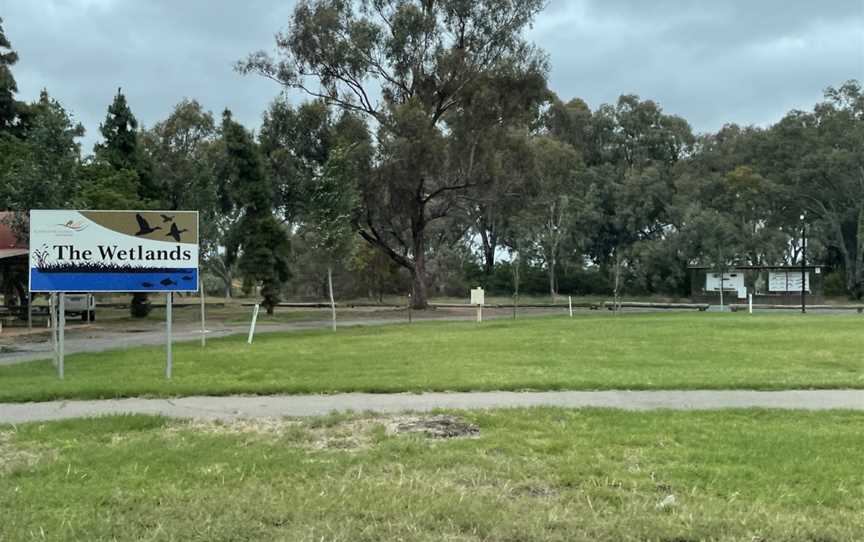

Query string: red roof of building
0 212 28 259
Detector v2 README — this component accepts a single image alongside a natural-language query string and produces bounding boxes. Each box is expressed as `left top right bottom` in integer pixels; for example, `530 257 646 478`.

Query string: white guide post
328 266 336 332
166 292 173 379
248 304 260 344
58 292 65 379
568 296 573 317
748 293 753 315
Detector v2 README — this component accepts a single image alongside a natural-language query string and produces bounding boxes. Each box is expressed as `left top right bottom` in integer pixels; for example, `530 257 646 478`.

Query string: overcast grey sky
3 0 863 152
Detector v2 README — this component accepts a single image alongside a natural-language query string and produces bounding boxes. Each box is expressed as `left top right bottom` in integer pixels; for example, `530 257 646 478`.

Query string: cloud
4 0 862 152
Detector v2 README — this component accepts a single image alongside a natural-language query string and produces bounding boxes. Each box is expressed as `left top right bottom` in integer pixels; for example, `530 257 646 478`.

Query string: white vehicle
64 293 96 322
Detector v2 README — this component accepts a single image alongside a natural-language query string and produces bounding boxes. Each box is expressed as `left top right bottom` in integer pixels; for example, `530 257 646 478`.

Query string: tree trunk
411 230 428 309
327 265 336 332
854 208 864 299
548 252 557 300
613 252 622 315
479 227 495 276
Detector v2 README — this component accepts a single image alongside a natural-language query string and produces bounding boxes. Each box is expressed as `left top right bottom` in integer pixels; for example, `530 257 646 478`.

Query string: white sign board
769 271 810 293
29 210 199 292
705 272 744 292
470 287 485 305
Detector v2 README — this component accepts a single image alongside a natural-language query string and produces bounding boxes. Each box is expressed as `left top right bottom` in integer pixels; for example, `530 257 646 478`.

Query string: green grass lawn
2 313 864 402
2 408 863 541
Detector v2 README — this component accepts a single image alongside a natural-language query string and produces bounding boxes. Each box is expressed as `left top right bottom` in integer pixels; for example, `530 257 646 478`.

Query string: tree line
0 2 862 313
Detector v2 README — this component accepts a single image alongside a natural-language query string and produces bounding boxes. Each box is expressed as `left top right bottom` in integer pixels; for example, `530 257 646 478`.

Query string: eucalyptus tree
454 56 549 276
758 81 864 297
516 136 583 298
0 90 84 306
577 95 694 291
239 0 546 308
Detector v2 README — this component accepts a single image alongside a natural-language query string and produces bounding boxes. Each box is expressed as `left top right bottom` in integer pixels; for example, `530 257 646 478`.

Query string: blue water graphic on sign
30 269 198 292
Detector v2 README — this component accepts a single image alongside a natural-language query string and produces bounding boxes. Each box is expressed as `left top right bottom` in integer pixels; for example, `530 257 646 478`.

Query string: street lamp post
800 213 806 314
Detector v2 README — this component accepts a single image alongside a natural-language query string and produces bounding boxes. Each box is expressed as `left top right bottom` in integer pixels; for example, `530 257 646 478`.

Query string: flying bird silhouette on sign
166 222 188 242
160 214 175 223
134 214 161 236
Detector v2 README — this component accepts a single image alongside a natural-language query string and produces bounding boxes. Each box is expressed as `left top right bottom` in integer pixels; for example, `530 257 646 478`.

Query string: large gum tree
239 0 545 308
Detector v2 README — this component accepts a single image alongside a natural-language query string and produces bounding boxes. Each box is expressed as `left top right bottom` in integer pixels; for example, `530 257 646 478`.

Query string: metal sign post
58 292 65 379
166 292 173 379
199 277 206 347
49 293 58 368
248 304 260 344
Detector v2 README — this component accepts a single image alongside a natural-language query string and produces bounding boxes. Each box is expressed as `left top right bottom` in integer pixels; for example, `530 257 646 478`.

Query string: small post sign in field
29 210 200 379
471 287 484 323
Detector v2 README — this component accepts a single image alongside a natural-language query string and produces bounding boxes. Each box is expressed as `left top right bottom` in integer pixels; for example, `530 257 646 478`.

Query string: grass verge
2 313 864 402
1 408 863 541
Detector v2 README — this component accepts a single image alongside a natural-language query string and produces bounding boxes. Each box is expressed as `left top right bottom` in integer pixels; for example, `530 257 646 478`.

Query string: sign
29 210 199 292
470 287 485 305
768 271 810 293
704 272 744 292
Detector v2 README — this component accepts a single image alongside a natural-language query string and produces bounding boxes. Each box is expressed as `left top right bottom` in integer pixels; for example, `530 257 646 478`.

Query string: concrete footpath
2 390 864 424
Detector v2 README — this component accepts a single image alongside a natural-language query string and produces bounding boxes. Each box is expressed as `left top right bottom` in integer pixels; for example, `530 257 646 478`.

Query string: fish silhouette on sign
181 276 193 281
166 222 188 242
141 282 154 288
134 214 161 236
160 278 177 286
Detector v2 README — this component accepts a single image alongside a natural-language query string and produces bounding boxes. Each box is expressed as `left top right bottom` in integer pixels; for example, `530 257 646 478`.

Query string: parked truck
64 293 96 321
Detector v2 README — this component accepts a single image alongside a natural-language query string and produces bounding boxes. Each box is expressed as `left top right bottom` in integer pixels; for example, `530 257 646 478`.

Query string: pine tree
0 17 26 135
220 110 290 315
93 89 155 316
95 88 138 170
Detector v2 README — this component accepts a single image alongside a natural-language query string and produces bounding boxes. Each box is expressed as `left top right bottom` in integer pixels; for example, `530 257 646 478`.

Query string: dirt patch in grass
165 414 479 452
386 414 480 439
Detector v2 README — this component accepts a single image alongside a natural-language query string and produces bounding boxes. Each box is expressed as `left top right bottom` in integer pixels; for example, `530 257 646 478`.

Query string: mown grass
2 313 864 402
1 408 863 541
